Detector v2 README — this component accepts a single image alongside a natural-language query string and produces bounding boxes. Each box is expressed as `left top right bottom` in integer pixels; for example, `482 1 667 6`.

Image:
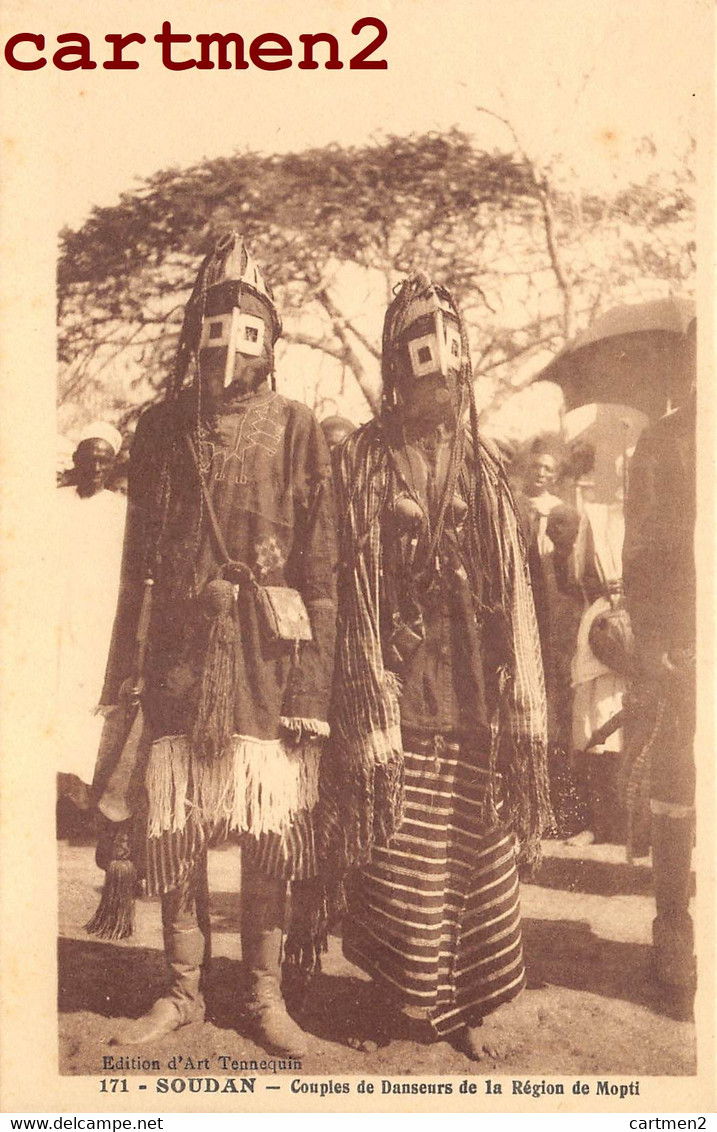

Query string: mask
392 286 464 419
404 306 463 384
198 285 274 393
383 275 465 420
177 234 282 404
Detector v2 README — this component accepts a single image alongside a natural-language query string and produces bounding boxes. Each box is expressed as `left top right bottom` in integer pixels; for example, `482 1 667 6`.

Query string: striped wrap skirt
342 734 525 1035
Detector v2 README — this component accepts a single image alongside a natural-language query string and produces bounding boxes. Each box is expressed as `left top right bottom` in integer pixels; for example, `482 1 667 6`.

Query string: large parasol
538 295 695 421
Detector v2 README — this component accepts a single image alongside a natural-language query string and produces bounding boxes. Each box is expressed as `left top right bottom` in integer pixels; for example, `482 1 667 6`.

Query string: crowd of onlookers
513 434 636 847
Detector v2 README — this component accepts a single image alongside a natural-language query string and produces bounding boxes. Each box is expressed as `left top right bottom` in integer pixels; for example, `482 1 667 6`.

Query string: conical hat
386 271 458 342
206 233 275 308
184 232 282 346
169 233 282 400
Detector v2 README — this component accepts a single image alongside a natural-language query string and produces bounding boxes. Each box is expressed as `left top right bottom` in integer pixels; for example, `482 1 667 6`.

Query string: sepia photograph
0 0 714 1115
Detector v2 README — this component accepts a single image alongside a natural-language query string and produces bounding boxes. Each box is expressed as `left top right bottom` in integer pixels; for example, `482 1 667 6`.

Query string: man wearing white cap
56 422 126 814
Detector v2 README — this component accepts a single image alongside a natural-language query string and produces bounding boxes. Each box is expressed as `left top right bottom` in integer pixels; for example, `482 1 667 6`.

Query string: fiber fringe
501 734 552 873
279 716 331 741
283 742 404 970
146 734 322 839
383 670 403 699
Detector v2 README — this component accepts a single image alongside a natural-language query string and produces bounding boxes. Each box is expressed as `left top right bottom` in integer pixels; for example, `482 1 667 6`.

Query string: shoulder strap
185 433 231 563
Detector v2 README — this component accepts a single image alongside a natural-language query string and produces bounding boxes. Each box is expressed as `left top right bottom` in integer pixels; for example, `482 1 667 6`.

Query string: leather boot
651 813 696 1020
241 859 309 1057
110 866 209 1046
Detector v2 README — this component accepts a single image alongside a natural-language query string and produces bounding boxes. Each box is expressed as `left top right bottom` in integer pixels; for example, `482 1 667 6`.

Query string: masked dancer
293 273 550 1059
90 233 337 1057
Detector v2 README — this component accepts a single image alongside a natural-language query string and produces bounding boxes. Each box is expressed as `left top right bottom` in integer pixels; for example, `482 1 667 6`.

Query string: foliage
57 128 695 435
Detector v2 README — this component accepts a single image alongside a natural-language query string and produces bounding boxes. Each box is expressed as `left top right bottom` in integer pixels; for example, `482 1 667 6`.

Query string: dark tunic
623 399 696 665
100 386 338 892
623 397 696 809
103 386 337 740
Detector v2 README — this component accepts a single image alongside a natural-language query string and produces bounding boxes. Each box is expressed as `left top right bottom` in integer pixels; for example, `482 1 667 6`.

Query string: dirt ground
57 830 697 1080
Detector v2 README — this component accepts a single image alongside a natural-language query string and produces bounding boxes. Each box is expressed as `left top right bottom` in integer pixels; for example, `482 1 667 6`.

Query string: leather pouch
255 585 313 642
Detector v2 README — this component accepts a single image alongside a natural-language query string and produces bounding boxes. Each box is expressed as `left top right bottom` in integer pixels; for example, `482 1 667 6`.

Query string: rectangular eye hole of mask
235 314 265 357
200 314 232 347
443 318 462 358
409 333 440 377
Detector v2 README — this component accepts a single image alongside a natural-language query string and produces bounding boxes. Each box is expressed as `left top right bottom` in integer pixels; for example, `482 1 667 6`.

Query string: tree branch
314 286 380 413
474 105 575 339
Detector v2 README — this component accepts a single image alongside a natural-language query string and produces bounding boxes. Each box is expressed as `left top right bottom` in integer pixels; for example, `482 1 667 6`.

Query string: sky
0 0 709 230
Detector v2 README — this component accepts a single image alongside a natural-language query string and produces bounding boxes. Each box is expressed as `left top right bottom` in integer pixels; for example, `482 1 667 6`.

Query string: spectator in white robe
56 422 126 813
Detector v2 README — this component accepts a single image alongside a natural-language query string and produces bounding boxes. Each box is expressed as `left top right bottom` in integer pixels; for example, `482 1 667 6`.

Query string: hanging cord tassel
85 860 137 941
86 818 138 941
87 574 155 940
372 756 405 845
192 579 239 761
182 433 251 763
